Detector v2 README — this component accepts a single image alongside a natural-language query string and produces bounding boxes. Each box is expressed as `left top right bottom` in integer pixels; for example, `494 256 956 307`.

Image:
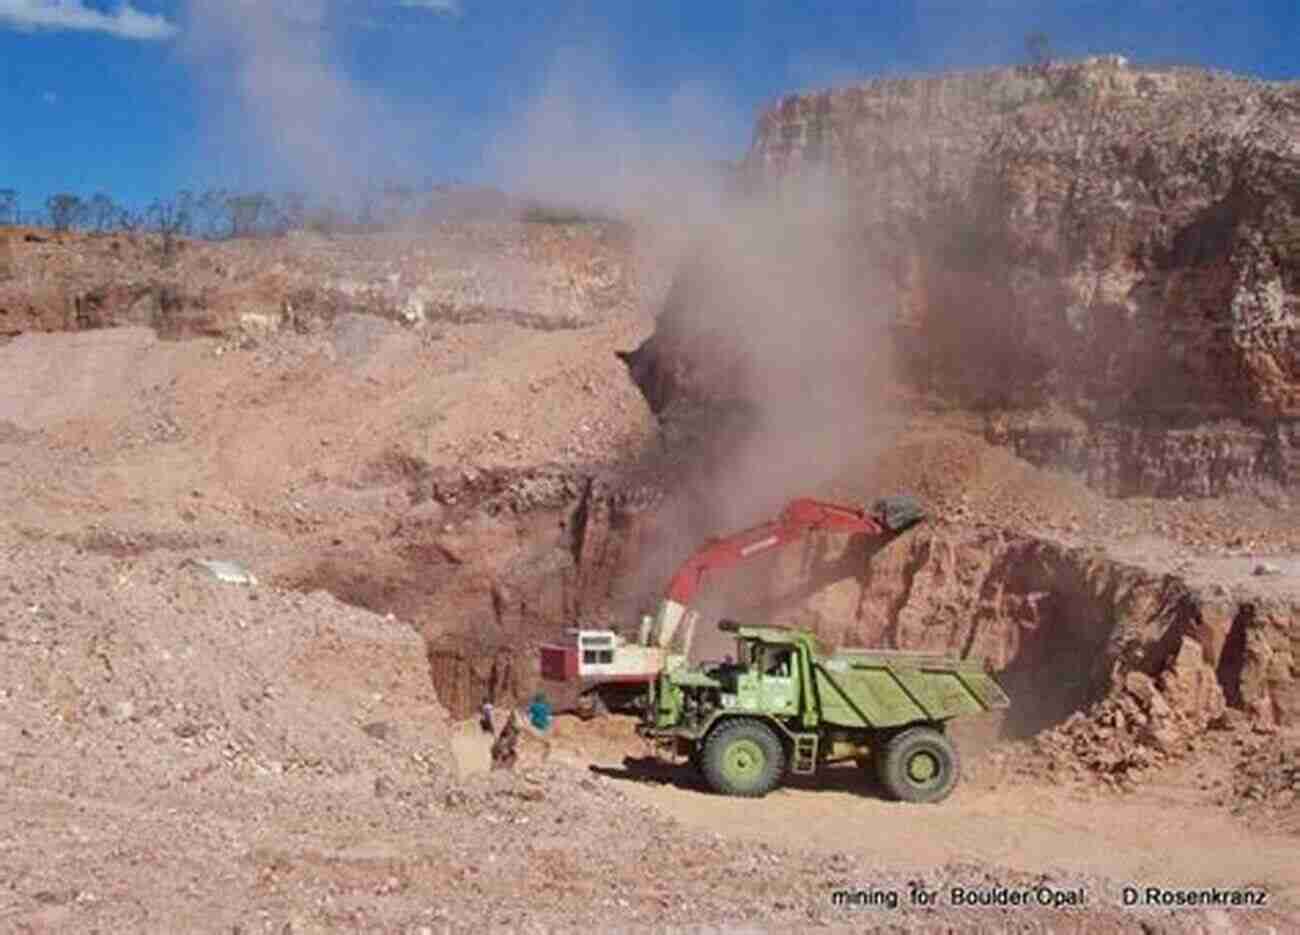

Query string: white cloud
0 1 178 40
398 0 461 16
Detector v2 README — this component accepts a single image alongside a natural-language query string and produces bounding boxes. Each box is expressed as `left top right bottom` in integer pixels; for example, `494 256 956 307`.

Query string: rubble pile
0 536 453 798
1228 733 1300 830
1027 639 1227 784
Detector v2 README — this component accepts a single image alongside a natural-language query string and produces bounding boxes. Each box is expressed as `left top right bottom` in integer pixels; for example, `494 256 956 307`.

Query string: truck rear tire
879 726 959 804
701 719 785 798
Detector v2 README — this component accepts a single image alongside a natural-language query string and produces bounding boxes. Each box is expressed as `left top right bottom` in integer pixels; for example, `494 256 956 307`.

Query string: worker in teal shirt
527 692 552 732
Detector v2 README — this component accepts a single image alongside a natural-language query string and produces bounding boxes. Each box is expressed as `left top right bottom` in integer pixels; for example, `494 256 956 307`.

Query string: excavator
539 494 926 717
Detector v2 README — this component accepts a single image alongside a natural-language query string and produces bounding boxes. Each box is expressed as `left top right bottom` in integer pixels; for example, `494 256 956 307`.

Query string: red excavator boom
540 494 924 716
664 498 889 605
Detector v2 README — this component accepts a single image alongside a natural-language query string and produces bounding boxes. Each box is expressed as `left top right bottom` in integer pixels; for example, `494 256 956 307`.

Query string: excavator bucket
873 495 926 532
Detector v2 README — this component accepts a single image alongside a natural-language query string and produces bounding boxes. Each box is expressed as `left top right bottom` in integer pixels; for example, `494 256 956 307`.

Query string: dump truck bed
814 651 1009 728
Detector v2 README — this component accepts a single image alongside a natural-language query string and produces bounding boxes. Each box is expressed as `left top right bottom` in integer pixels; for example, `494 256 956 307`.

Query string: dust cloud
494 48 900 495
651 188 903 640
180 1 421 197
486 47 742 230
667 176 900 523
179 4 903 625
495 69 901 635
489 45 905 626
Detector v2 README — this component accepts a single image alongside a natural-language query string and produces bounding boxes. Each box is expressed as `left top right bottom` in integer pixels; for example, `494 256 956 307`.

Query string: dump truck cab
640 620 1010 804
648 622 823 732
712 625 809 716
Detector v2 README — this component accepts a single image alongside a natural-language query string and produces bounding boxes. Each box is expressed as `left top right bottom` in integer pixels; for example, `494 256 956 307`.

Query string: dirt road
610 771 1299 903
536 716 1300 919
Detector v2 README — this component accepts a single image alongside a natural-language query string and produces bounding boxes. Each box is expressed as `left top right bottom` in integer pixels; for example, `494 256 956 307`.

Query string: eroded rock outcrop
0 222 634 340
700 524 1298 742
987 414 1300 498
413 475 666 718
630 57 1300 497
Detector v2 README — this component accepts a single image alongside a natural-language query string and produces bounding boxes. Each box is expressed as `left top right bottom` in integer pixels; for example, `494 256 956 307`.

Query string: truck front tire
701 719 785 798
878 726 959 804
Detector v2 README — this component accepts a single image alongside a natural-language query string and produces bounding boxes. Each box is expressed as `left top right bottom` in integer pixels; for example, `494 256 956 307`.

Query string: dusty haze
489 50 906 628
177 6 905 630
604 168 907 636
181 0 424 196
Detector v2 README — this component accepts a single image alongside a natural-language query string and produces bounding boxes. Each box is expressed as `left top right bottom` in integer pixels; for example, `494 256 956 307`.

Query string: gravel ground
5 533 1294 932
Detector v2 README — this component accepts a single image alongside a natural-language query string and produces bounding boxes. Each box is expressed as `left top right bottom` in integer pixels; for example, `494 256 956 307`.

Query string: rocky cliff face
634 57 1300 497
986 414 1300 499
291 434 1297 744
708 523 1298 752
364 470 666 720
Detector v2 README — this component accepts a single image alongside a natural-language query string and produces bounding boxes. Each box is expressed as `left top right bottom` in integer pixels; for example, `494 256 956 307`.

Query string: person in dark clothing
491 711 519 771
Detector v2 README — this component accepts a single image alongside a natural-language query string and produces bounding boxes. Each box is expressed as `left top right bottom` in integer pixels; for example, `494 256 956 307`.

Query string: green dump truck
637 620 1010 803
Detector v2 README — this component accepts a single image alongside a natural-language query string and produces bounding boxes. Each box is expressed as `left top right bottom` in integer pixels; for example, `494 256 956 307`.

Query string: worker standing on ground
479 697 495 734
491 711 519 770
528 692 552 732
518 692 553 763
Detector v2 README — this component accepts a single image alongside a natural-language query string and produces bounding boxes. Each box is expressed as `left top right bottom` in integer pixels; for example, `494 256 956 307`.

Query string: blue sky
0 1 1296 215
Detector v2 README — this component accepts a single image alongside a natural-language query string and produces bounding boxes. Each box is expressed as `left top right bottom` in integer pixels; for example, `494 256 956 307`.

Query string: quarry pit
2 55 1300 931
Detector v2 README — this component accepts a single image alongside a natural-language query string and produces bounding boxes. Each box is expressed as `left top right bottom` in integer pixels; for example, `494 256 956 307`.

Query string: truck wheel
701 719 785 798
879 726 959 804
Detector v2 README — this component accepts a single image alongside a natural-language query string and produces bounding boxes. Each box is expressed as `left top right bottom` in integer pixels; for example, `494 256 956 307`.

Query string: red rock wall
636 58 1300 497
703 525 1299 733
